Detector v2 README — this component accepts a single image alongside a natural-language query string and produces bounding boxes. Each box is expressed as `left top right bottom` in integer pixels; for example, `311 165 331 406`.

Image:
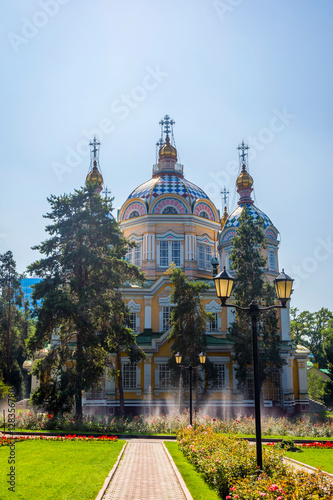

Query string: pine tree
107 291 145 415
28 185 144 416
168 268 216 405
0 251 27 399
229 206 284 394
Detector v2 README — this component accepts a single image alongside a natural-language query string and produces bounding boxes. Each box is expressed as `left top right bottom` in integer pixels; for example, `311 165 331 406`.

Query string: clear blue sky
1 0 333 313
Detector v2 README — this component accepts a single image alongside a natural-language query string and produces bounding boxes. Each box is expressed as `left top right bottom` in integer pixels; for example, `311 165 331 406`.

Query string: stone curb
162 442 193 500
284 457 333 478
95 442 127 500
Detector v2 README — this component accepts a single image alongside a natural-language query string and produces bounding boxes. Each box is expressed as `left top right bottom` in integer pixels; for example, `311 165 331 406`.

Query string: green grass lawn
164 441 220 500
285 448 333 474
0 439 125 500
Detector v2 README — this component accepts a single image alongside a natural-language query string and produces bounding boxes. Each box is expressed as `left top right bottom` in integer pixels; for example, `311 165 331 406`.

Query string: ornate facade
81 117 309 415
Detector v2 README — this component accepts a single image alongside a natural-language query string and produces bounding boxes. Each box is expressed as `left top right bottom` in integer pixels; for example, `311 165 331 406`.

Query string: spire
153 115 183 177
237 140 249 168
159 114 175 143
236 141 253 205
86 136 103 194
221 186 229 213
220 206 229 228
89 136 101 170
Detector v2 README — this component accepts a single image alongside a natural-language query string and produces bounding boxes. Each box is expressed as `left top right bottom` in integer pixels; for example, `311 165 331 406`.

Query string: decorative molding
205 300 221 313
127 299 141 312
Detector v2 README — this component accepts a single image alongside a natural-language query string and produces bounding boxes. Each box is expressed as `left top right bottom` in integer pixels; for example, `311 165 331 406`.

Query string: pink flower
226 496 231 499
277 497 283 500
230 487 236 491
269 484 279 491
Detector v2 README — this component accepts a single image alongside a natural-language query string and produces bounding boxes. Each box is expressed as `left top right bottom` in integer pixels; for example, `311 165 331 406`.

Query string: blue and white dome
225 203 273 230
219 160 279 241
119 133 218 222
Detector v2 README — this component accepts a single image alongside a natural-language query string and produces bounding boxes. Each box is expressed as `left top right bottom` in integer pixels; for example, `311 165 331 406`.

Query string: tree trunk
75 330 83 417
116 346 125 416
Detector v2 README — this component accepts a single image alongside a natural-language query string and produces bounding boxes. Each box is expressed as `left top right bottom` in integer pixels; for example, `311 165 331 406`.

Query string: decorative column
281 355 294 409
144 356 152 394
144 297 152 329
296 358 308 403
280 307 291 341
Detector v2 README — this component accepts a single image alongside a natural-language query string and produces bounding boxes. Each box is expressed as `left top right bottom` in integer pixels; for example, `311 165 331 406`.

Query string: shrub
177 425 333 499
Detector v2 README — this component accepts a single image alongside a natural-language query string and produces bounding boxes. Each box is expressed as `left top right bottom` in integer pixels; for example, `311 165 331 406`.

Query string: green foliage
228 206 284 390
0 250 30 399
307 372 327 403
28 185 145 415
177 426 333 499
168 268 217 399
290 307 333 368
275 438 302 452
169 268 211 363
164 441 221 500
6 410 333 438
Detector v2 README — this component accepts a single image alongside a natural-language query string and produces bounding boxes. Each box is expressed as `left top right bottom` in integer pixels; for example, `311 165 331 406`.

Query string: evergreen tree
0 251 27 399
168 268 216 403
107 291 145 415
28 185 144 416
290 307 333 368
322 320 333 406
229 206 284 394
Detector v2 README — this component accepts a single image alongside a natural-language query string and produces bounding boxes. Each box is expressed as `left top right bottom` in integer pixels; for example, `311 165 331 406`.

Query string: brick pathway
103 441 187 500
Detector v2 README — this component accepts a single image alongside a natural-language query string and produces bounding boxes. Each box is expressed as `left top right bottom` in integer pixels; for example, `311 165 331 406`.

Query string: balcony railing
152 163 184 175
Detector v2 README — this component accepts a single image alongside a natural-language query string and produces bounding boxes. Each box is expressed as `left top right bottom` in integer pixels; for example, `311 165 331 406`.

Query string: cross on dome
159 115 175 140
237 140 249 165
221 186 229 207
89 136 100 160
86 136 103 194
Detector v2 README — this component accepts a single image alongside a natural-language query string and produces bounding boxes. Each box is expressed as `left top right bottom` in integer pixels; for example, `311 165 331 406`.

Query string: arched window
129 210 140 219
162 206 178 215
198 210 209 219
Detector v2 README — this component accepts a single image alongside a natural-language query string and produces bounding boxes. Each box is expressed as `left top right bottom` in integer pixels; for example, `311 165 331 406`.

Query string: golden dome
220 206 228 228
86 161 103 187
159 136 177 159
236 164 253 189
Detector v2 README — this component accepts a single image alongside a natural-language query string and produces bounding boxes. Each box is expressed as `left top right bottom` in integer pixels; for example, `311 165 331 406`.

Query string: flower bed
177 425 333 499
2 411 333 437
0 434 117 446
267 440 333 449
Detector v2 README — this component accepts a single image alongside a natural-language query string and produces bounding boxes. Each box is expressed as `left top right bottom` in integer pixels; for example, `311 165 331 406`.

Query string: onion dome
86 161 103 188
236 164 254 205
86 137 103 194
220 206 229 229
159 135 177 160
236 164 253 189
119 115 219 222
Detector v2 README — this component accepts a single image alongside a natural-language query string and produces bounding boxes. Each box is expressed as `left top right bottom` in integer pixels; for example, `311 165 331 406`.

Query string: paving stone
103 441 186 500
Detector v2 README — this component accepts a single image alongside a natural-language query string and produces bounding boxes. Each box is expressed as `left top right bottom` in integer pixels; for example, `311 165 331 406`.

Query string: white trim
197 233 214 244
156 230 184 240
158 295 175 306
205 300 221 313
127 299 141 312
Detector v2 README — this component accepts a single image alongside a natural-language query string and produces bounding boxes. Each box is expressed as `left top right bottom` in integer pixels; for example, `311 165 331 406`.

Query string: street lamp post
175 352 206 425
213 267 293 470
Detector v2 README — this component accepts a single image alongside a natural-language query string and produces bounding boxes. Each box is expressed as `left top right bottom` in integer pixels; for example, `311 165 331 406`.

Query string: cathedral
79 115 309 416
